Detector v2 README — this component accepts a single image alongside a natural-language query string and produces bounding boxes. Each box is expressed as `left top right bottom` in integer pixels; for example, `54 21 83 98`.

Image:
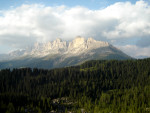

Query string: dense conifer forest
0 58 150 113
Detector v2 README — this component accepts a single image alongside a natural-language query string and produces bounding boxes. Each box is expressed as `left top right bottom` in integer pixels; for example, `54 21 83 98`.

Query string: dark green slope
0 58 149 113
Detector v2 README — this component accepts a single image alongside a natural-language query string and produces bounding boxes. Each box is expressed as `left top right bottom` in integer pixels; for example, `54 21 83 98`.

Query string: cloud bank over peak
0 0 150 57
118 45 150 58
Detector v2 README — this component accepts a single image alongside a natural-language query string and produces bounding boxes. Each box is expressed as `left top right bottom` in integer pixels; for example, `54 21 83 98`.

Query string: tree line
0 58 150 113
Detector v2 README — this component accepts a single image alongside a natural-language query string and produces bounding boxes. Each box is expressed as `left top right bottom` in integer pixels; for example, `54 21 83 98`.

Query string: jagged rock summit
0 37 131 69
2 37 110 58
8 36 110 58
22 37 110 57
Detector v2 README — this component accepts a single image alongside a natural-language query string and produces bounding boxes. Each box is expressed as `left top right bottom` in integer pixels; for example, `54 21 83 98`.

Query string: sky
0 0 150 58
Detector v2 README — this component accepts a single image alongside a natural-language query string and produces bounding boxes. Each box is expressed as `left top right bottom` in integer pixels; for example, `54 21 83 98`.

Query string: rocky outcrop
23 36 110 57
0 37 131 69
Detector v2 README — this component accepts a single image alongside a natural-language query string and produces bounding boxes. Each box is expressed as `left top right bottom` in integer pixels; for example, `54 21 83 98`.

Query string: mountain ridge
0 37 132 69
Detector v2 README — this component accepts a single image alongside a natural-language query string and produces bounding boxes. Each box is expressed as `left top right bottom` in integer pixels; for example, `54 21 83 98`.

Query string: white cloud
0 1 150 57
117 45 150 58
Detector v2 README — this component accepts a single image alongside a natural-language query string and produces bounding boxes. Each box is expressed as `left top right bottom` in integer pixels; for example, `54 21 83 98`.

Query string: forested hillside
0 58 150 113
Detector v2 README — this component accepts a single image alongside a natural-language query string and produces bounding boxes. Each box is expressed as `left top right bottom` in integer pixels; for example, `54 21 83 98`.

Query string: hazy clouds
0 0 150 57
118 45 150 58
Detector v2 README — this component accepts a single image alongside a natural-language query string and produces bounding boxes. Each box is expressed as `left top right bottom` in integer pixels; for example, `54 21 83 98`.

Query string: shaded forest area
0 58 150 113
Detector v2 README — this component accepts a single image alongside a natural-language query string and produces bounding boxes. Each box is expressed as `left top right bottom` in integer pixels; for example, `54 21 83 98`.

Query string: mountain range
0 37 131 69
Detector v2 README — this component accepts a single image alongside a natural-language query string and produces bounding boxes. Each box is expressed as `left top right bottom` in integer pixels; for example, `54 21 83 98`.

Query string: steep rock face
68 37 87 54
87 38 109 49
0 37 131 69
8 36 110 58
25 38 68 57
65 37 110 57
68 37 86 48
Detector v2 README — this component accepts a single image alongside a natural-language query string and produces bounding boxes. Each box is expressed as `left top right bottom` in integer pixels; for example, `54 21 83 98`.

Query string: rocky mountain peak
52 38 67 49
87 37 96 43
68 36 86 49
73 36 85 43
0 37 131 68
4 37 111 58
53 38 62 43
